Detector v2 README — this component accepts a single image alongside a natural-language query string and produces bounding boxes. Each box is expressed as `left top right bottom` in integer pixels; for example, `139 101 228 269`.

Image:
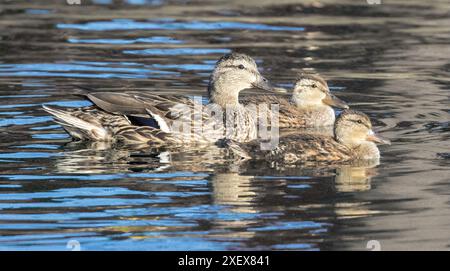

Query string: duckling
240 73 348 128
43 53 273 144
224 110 390 164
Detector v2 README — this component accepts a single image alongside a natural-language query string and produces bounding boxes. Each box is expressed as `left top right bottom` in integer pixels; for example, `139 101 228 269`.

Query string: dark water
0 0 449 251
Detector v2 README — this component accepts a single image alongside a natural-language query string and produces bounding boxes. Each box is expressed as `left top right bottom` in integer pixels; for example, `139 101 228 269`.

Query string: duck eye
311 83 317 88
357 120 363 124
238 64 245 70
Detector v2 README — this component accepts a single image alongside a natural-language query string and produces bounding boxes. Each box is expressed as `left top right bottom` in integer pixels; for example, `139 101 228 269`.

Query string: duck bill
252 75 275 92
323 93 349 109
366 130 391 145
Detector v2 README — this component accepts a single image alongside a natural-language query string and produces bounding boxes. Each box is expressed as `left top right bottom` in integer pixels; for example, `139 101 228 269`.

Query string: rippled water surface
0 0 449 250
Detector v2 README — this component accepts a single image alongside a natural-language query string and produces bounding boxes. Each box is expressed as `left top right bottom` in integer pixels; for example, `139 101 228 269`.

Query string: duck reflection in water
48 141 382 246
53 140 381 195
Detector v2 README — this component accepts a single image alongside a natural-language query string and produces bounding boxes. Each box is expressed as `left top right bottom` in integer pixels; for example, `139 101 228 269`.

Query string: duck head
291 73 348 109
334 110 390 158
208 53 273 107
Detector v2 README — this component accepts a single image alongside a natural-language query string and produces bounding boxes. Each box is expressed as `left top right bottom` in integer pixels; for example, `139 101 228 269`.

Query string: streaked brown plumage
224 110 391 164
240 73 348 128
43 53 273 145
42 105 174 145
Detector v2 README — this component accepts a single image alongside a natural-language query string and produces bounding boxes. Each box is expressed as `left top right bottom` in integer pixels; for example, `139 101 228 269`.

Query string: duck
43 53 273 145
224 109 391 164
240 73 348 128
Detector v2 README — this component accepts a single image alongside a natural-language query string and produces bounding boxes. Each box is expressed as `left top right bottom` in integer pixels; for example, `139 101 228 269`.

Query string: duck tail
42 105 109 141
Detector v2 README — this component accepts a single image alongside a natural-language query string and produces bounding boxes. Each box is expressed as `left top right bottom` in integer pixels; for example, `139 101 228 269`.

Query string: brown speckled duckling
225 110 390 164
241 73 348 128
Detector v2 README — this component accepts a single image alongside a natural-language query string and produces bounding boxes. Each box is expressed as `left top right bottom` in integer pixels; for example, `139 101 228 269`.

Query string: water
0 0 449 251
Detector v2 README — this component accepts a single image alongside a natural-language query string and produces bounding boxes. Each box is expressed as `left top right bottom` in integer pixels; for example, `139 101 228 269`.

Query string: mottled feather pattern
46 94 260 145
138 94 226 142
43 105 185 145
84 93 223 143
224 109 387 165
223 105 258 142
228 134 353 164
134 94 258 142
240 94 335 128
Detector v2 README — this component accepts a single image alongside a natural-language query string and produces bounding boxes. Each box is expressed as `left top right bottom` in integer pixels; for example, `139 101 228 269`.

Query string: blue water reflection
58 19 305 31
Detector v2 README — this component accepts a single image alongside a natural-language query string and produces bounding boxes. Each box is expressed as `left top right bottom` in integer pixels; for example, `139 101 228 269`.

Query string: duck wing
86 92 194 114
139 94 227 136
86 92 203 130
133 93 199 119
85 92 229 143
240 95 308 128
86 92 150 116
226 133 353 164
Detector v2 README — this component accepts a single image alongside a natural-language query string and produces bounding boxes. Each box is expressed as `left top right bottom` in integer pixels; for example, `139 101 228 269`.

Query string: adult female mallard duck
43 53 273 145
224 110 391 164
240 73 348 128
